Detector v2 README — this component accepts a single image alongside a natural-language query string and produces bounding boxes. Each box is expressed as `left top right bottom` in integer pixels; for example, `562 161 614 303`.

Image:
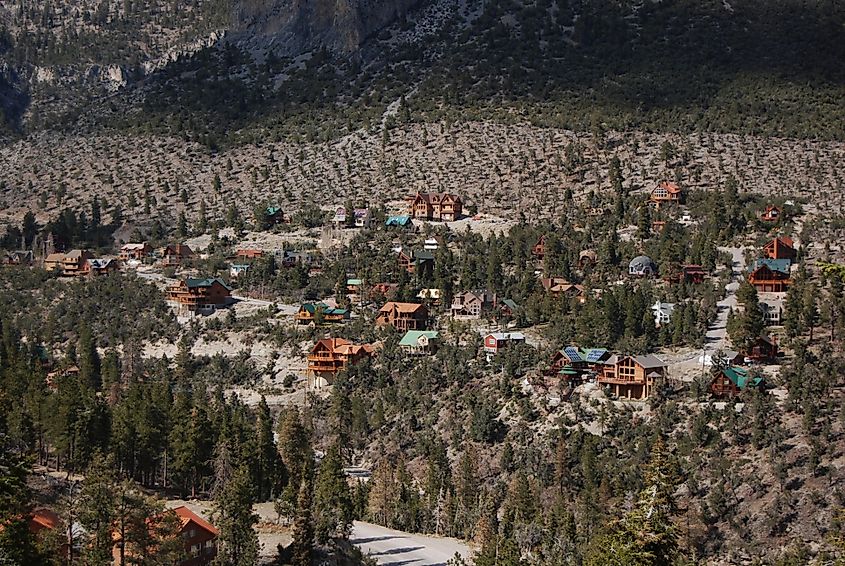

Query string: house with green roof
399 330 440 355
709 365 766 397
294 302 349 324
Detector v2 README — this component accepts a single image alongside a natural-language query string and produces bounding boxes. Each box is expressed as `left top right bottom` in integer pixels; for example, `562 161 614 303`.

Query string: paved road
705 247 746 355
351 521 472 566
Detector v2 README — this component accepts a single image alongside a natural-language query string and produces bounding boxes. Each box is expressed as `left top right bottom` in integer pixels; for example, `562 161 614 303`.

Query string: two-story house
166 278 232 313
376 302 428 331
407 192 463 221
307 338 375 388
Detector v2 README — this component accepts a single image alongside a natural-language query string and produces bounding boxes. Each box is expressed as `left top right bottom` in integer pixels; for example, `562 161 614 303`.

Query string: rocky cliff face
229 0 422 55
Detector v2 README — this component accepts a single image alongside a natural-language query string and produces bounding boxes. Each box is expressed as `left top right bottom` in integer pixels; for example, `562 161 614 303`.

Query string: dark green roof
186 277 232 291
301 302 348 316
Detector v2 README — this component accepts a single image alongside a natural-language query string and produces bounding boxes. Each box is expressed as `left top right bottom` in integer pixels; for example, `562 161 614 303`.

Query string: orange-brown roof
379 301 426 314
659 181 681 194
173 506 218 536
30 508 60 531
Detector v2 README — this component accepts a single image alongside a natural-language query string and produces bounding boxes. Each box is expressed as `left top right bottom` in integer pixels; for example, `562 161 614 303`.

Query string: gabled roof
414 250 435 261
300 302 347 316
172 506 218 536
30 508 60 530
399 330 440 346
185 277 232 291
485 332 526 341
87 258 116 269
655 181 681 194
751 258 791 275
121 243 148 251
347 278 363 286
721 366 765 389
379 301 426 314
267 205 283 216
633 354 667 369
500 299 520 310
766 236 794 249
386 215 412 227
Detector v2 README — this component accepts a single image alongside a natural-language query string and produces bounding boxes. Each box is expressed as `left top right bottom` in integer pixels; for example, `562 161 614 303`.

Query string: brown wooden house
762 237 796 262
166 278 232 313
532 235 546 260
748 260 791 292
160 244 194 266
743 335 778 363
649 181 682 205
111 505 218 566
709 366 765 398
760 205 782 222
376 302 428 331
44 249 91 276
235 249 264 260
119 243 151 261
407 192 463 221
294 303 349 324
87 258 120 276
307 338 375 388
596 354 666 400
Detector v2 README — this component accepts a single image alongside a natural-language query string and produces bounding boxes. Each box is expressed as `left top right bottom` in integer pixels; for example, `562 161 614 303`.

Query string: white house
651 301 675 327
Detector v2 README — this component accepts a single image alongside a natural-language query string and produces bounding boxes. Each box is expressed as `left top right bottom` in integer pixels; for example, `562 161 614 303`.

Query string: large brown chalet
407 192 463 221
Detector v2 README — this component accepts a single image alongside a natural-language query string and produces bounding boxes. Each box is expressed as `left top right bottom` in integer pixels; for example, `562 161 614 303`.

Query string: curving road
351 521 472 566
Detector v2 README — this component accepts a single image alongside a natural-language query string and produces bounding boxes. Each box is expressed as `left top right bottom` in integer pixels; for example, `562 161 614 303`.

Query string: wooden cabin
160 244 194 266
307 338 375 388
166 278 232 313
407 192 463 221
532 235 546 260
762 237 796 262
649 181 682 205
399 330 440 355
709 366 765 398
596 354 667 400
44 249 91 276
760 205 782 222
748 259 791 292
119 243 151 261
376 302 428 331
743 335 778 363
294 303 349 324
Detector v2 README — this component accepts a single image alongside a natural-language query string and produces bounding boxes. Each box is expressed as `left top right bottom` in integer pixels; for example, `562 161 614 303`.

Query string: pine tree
313 444 354 543
586 437 679 566
77 454 119 564
213 466 259 566
290 475 314 566
77 325 101 390
255 396 283 502
277 409 312 496
0 434 49 565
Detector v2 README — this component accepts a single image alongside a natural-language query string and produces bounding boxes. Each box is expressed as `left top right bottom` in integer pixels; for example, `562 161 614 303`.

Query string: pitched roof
88 258 116 269
486 332 526 341
30 508 60 530
379 301 426 314
121 243 148 250
721 366 765 389
386 215 412 226
634 354 667 369
172 506 219 536
300 302 347 316
185 277 232 291
751 258 791 275
347 278 363 286
501 299 520 310
399 330 440 346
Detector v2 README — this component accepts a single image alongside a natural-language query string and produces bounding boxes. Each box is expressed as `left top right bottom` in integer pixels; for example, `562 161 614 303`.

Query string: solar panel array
585 348 607 363
564 346 582 362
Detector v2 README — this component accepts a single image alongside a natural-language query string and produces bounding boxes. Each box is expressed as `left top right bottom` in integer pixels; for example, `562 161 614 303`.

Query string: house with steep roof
398 248 434 275
762 236 796 262
385 215 414 229
578 249 597 268
540 277 586 301
545 346 611 381
650 181 682 205
532 235 547 260
166 278 232 313
229 264 250 278
399 330 440 355
119 243 151 261
3 250 34 266
266 205 285 225
407 192 463 221
760 205 782 222
742 335 778 363
111 505 218 566
159 244 194 266
748 259 791 292
451 290 495 318
376 302 428 331
595 354 667 400
307 338 375 388
709 366 765 397
499 299 521 317
87 258 120 276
